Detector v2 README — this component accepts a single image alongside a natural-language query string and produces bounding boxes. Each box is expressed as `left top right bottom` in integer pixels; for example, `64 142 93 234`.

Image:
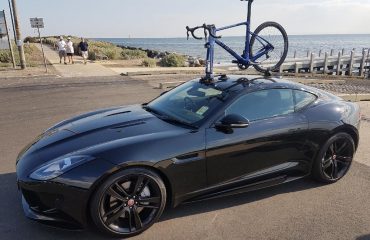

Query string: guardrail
278 49 370 77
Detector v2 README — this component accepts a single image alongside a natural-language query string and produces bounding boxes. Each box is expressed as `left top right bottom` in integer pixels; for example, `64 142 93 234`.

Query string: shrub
103 48 120 60
121 49 147 60
88 51 96 60
0 50 11 63
160 54 186 67
141 58 157 67
24 36 38 43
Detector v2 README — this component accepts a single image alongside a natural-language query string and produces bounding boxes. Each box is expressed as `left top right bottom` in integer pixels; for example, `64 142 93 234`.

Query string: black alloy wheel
312 133 355 183
90 168 166 238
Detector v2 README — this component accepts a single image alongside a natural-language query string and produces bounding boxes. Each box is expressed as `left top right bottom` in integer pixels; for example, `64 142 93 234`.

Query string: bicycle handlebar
186 24 222 41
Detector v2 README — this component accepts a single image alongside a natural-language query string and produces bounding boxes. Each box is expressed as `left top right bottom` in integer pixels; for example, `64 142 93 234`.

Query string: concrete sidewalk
36 44 118 77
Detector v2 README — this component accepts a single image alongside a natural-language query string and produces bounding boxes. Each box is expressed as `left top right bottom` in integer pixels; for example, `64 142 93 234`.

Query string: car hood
16 104 184 176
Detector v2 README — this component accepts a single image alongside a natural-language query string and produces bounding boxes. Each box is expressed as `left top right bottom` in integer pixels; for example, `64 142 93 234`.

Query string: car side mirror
215 114 250 131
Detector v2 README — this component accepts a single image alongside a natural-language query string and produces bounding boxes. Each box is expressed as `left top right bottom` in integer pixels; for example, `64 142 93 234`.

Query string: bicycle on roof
186 0 289 80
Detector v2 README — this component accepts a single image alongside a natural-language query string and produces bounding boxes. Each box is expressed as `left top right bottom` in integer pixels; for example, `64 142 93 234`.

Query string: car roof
194 75 317 94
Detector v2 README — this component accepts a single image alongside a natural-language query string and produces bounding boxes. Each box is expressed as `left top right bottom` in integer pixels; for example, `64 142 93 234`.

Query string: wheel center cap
127 199 135 207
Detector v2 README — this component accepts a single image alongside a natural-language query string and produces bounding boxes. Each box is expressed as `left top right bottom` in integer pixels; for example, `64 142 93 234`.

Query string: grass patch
0 43 44 67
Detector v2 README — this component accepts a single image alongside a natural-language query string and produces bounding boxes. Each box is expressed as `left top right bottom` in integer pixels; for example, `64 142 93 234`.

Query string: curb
338 94 370 102
0 74 61 80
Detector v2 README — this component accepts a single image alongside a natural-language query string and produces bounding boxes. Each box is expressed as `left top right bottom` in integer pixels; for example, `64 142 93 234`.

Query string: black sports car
16 75 361 238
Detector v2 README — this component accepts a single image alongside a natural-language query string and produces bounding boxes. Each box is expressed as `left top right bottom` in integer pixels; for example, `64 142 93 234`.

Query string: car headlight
29 155 92 181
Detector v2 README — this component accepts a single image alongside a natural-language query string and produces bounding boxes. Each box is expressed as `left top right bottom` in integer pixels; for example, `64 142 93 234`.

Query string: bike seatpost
240 0 253 23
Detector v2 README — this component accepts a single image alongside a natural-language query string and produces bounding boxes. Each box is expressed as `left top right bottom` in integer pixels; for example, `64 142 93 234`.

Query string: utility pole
11 0 26 69
2 10 16 68
7 0 16 42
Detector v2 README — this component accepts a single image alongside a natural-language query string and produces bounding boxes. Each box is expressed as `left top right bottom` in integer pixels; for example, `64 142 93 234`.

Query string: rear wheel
90 168 166 238
250 21 288 73
312 133 355 183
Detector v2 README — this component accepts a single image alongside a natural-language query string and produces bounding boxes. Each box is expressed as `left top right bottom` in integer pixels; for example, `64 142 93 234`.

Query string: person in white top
66 37 75 64
57 36 67 64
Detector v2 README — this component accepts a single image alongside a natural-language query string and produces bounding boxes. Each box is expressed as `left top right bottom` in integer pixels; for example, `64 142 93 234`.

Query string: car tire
90 168 167 238
312 132 355 183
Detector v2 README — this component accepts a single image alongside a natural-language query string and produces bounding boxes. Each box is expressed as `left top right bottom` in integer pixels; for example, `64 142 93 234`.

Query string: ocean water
96 34 370 64
0 38 9 49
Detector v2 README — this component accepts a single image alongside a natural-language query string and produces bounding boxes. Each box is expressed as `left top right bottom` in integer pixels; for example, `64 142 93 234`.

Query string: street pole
37 26 48 73
7 0 16 42
11 0 26 69
3 10 16 68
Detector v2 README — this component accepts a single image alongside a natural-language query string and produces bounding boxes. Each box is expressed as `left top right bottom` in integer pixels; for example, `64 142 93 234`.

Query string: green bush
103 48 120 60
160 54 186 67
141 58 157 67
121 49 147 60
88 51 96 60
24 36 38 43
0 50 11 63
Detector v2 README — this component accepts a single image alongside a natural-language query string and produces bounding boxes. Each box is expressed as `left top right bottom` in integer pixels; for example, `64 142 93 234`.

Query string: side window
294 90 317 111
226 89 295 121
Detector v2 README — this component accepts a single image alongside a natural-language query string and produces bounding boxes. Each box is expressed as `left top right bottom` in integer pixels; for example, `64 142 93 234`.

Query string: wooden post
293 50 297 59
319 50 322 58
307 51 311 58
330 49 334 56
279 63 283 74
337 52 342 75
348 50 354 76
342 48 345 56
360 49 366 77
295 62 299 75
309 53 315 74
323 52 329 74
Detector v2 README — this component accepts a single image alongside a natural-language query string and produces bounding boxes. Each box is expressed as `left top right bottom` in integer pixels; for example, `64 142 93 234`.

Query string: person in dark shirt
78 38 89 64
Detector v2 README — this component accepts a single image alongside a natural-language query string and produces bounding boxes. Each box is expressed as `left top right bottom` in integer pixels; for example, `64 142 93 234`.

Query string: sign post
1 10 16 68
30 17 47 73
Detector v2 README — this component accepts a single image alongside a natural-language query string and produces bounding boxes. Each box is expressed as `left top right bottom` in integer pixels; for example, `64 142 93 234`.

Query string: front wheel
90 168 167 238
250 21 289 73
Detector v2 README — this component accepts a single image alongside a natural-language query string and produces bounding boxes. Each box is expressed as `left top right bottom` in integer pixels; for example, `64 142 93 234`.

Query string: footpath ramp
36 44 118 77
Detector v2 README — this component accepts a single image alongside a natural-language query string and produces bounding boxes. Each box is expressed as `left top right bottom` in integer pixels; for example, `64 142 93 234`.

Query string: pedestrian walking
66 37 75 64
78 38 89 64
57 36 67 64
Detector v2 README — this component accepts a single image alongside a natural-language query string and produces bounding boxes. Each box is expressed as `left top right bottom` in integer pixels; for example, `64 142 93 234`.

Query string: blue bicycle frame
204 0 273 79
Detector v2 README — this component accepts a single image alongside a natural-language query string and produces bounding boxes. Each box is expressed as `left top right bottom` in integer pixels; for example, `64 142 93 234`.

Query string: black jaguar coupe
16 75 360 238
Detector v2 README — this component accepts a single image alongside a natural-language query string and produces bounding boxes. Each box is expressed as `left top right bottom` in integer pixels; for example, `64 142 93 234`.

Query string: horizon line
89 33 370 39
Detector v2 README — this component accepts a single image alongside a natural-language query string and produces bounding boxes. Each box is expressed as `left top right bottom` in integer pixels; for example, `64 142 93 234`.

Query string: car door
205 88 309 187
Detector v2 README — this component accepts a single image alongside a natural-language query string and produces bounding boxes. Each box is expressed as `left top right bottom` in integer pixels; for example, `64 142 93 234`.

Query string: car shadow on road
160 177 322 222
0 171 324 239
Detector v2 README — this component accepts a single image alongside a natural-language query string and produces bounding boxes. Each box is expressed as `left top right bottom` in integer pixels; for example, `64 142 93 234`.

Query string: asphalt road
1 76 370 240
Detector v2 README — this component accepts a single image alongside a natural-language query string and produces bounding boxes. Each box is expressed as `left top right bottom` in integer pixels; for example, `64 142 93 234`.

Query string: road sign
30 17 44 28
0 11 7 38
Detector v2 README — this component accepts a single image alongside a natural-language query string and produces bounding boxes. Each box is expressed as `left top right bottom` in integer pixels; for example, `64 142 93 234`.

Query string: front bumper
18 179 89 229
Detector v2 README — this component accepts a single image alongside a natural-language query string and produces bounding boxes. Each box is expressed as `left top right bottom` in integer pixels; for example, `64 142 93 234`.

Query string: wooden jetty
278 48 370 77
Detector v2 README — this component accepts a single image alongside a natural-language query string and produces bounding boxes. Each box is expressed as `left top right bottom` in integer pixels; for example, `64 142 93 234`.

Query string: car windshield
145 81 226 127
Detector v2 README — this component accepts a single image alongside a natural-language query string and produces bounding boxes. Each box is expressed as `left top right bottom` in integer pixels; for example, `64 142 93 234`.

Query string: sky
0 0 370 38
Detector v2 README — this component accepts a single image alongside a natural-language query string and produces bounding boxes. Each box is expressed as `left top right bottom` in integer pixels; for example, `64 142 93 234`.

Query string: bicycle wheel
250 21 288 73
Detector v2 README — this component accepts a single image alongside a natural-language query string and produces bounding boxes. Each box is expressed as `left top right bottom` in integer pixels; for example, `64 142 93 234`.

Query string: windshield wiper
159 115 198 129
143 105 197 129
